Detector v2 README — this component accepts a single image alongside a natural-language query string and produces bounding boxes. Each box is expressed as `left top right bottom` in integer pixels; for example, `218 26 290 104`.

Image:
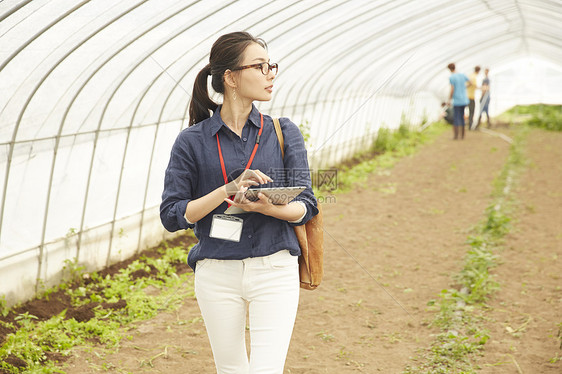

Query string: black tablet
224 186 306 214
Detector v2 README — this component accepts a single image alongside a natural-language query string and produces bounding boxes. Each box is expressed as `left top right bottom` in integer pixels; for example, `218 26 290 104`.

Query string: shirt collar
208 104 262 137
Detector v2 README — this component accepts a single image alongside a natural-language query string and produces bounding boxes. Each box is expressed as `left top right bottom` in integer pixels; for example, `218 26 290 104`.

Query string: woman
160 32 319 373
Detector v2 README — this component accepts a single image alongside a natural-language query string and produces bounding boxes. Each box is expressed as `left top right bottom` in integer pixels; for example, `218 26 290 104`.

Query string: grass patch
497 104 562 131
0 234 197 374
404 125 528 373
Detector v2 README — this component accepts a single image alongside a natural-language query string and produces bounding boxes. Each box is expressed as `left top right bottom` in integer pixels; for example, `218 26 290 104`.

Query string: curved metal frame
0 0 561 294
57 1 208 265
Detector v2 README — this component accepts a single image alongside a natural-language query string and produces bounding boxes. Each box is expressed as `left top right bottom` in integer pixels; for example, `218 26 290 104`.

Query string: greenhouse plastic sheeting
1 0 561 306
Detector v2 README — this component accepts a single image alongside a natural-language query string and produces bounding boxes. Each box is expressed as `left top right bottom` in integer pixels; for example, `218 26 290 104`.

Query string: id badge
209 214 243 242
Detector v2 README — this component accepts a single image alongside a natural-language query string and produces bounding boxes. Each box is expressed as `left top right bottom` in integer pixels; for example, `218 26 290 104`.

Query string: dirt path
286 129 512 373
476 129 562 373
62 128 545 373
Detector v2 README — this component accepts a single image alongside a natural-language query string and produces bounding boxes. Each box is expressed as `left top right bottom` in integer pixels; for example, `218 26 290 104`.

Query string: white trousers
194 250 300 374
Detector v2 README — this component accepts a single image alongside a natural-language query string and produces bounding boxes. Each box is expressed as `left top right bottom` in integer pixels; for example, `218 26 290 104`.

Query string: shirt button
248 234 252 238
243 137 247 142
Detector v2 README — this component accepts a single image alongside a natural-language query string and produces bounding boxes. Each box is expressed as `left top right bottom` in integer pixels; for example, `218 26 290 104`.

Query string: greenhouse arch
1 0 561 306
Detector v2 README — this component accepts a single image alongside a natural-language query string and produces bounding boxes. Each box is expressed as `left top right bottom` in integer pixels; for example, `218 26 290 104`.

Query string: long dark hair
188 32 267 126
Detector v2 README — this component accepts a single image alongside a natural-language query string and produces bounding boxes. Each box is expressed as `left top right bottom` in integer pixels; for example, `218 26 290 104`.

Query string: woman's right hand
224 169 273 197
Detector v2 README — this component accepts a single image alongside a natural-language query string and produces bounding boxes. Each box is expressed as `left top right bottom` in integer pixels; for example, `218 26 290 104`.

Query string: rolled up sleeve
280 118 319 226
160 133 196 232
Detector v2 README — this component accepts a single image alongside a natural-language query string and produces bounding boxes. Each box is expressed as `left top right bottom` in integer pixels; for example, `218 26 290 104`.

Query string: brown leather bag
273 118 324 290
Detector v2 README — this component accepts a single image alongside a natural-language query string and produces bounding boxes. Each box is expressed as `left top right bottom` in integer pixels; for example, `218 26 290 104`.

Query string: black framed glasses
231 62 278 75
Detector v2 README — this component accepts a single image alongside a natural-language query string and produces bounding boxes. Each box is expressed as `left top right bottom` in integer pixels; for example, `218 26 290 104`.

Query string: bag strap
272 118 285 159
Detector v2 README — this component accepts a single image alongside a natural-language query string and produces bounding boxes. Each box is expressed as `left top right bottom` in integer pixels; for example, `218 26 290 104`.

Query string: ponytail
188 64 217 126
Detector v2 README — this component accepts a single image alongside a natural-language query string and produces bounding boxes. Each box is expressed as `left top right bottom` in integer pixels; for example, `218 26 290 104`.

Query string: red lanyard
217 113 264 185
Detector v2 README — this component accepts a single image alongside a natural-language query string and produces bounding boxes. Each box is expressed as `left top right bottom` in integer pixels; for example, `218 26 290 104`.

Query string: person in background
160 32 319 373
447 63 472 140
476 68 491 129
467 65 480 130
440 102 454 125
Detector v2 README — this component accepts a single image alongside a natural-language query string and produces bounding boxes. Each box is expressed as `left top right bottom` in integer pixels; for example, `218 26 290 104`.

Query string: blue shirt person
449 72 470 106
447 63 472 139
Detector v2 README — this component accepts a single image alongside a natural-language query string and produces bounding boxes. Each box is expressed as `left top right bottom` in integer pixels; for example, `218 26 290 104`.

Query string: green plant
483 207 511 238
371 127 400 154
14 312 38 329
398 113 411 137
500 104 562 131
62 258 85 281
298 120 311 144
0 237 197 373
64 227 79 251
0 295 8 318
405 124 527 373
317 331 335 342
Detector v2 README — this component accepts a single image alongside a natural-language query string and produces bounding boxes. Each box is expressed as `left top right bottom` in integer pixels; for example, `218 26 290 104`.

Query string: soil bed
4 127 560 373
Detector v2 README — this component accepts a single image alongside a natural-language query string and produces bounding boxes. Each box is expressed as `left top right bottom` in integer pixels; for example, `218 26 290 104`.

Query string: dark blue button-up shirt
160 104 318 270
